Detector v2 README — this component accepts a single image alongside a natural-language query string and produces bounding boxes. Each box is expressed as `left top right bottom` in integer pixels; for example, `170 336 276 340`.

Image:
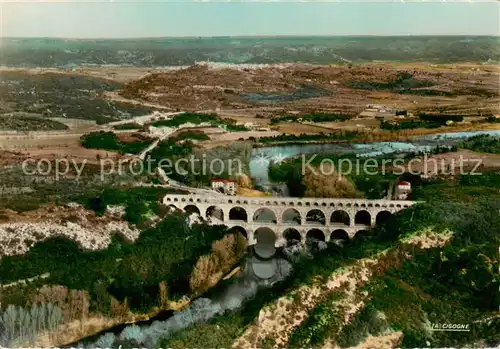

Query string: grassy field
0 71 154 125
0 114 69 131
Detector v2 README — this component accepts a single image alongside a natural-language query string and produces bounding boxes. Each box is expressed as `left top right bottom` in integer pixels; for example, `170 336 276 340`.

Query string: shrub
460 134 500 154
112 123 141 130
81 187 172 223
171 130 210 141
151 113 217 128
259 131 362 144
80 131 152 154
418 113 464 123
189 232 247 293
0 304 64 347
270 113 353 124
486 115 500 123
380 119 441 130
288 292 342 347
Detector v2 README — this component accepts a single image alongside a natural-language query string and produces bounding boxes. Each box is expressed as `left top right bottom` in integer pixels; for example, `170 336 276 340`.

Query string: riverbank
249 129 500 193
253 123 500 147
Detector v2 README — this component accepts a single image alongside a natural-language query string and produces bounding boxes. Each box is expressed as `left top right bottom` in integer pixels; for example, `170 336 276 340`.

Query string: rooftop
211 178 234 183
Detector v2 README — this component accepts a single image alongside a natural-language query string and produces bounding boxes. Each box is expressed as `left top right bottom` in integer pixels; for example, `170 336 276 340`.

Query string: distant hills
1 36 499 67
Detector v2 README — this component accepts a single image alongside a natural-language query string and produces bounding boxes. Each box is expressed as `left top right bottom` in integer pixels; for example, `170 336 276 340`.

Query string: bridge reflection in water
163 194 418 247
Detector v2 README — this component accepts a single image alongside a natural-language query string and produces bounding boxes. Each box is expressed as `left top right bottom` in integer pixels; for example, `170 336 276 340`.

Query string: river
73 254 292 348
249 130 500 194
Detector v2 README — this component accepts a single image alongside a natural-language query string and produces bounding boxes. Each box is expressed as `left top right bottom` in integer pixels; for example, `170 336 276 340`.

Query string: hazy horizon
1 2 499 38
2 34 500 40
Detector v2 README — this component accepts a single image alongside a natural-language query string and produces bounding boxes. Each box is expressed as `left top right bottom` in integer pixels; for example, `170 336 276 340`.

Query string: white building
148 125 175 137
211 178 236 195
395 181 411 200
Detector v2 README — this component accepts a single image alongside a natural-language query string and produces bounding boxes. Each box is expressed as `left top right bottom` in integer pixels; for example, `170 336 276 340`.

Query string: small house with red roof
396 181 411 200
211 178 236 195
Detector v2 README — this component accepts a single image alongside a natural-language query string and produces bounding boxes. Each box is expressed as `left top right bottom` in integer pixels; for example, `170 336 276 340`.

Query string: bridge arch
254 227 277 259
282 208 301 224
184 205 201 216
306 209 326 225
306 228 326 242
165 204 179 213
283 228 301 245
330 210 350 226
376 210 392 225
228 225 247 240
331 229 350 242
355 210 371 226
254 227 277 244
253 208 277 224
206 206 224 222
229 206 248 222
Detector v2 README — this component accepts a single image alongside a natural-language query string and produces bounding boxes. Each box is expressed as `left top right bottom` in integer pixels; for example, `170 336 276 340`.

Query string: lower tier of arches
226 224 369 247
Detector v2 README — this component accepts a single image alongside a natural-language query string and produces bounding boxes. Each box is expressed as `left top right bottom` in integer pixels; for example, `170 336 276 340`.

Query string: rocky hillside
0 203 139 257
119 63 500 117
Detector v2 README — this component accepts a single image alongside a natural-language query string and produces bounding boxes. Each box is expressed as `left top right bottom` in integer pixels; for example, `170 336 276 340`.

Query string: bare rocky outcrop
401 228 453 249
0 203 139 257
321 331 404 349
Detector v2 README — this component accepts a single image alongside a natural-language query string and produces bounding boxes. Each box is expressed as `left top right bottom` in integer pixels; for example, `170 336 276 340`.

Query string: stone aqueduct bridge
163 194 418 247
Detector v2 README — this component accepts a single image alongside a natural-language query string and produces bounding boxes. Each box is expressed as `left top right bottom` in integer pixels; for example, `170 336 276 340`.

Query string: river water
249 130 500 193
75 254 292 348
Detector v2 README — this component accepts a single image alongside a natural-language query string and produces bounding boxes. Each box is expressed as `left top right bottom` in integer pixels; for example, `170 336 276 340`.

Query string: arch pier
164 194 418 247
